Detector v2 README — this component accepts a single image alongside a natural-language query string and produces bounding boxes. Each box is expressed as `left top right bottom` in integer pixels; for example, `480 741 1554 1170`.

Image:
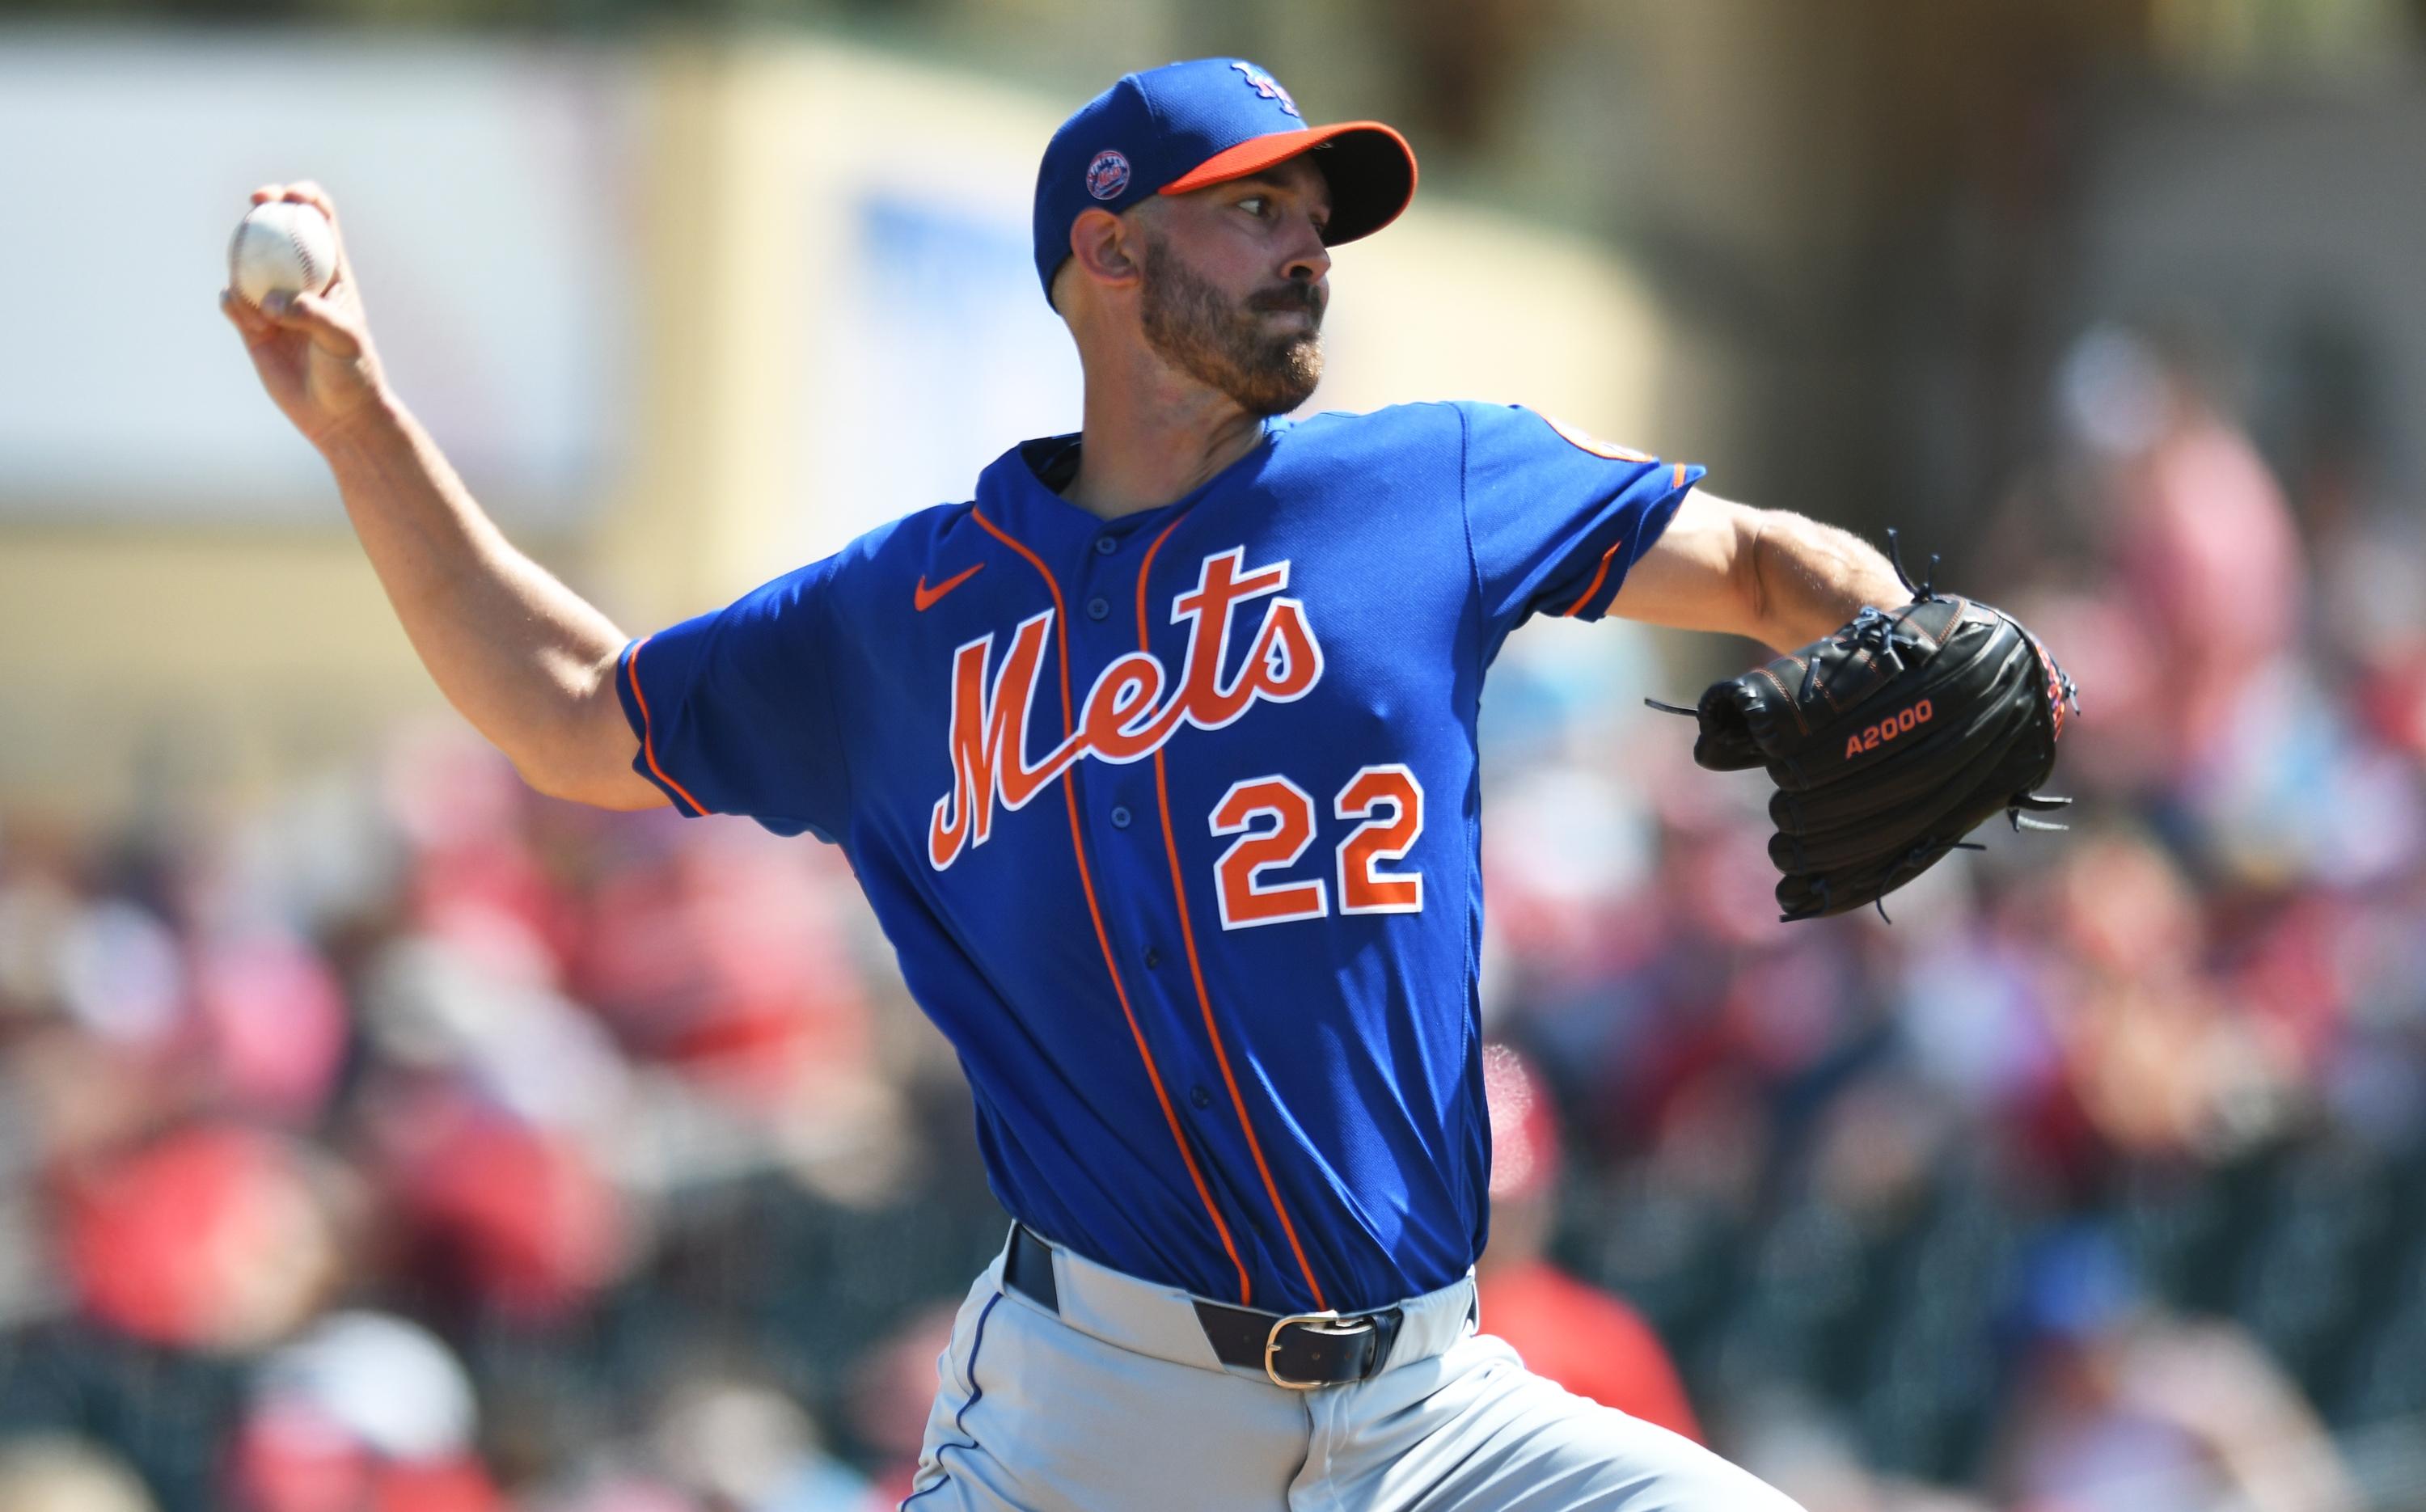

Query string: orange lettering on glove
1845 697 1934 760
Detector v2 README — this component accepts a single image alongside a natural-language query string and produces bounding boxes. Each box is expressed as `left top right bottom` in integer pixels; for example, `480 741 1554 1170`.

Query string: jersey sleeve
1456 401 1705 652
615 555 852 843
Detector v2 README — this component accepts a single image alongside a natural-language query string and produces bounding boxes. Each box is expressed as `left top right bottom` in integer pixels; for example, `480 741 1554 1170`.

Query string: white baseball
228 201 337 308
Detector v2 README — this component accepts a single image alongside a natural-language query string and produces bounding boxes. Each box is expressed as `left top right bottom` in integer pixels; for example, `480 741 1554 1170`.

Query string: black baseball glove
1652 538 2078 921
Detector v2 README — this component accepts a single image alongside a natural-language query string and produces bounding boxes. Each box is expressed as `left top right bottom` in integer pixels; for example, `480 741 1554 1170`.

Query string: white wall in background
0 33 638 526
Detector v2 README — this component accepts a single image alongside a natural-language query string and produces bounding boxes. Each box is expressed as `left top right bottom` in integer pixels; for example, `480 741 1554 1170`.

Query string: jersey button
1094 534 1118 556
1190 1085 1213 1110
1087 596 1111 621
1144 947 1163 969
1110 805 1132 830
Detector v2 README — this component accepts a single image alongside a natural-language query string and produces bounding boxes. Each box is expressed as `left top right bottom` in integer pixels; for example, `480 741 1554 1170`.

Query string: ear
1067 206 1145 294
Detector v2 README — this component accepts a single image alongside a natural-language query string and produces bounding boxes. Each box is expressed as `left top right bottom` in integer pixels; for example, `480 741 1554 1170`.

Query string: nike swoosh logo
915 563 985 611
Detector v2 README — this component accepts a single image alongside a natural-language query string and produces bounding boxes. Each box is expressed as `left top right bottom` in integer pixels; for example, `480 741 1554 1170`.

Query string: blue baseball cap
1033 58 1418 305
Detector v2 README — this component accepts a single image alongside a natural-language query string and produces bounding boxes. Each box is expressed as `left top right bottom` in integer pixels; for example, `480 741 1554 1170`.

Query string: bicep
1605 491 1766 640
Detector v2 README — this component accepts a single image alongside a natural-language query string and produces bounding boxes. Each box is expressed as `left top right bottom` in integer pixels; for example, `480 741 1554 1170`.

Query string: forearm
1739 509 1908 652
317 395 631 797
1612 495 1910 653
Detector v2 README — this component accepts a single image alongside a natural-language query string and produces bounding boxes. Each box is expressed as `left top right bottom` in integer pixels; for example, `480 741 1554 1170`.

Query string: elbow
518 762 655 812
509 750 590 806
1732 509 1782 647
508 737 647 811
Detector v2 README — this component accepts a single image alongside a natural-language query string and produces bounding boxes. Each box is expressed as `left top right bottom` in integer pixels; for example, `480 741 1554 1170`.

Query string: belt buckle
1263 1309 1376 1391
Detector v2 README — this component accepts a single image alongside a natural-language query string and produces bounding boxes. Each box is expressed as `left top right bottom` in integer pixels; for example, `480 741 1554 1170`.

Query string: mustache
1247 282 1325 322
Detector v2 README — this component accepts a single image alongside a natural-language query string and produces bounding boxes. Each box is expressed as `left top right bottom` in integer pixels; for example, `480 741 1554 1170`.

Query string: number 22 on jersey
1211 764 1425 929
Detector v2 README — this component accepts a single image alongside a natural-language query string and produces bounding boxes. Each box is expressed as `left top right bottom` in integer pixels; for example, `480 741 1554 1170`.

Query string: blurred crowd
4 330 2426 1511
0 721 1012 1510
1480 327 2426 1511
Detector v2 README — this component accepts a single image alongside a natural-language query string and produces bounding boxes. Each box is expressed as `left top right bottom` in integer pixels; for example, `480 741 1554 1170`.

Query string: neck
1063 347 1270 518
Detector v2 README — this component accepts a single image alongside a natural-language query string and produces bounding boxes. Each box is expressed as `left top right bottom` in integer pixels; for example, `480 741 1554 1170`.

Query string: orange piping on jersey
1553 468 1688 621
1561 464 1692 618
970 507 1253 1306
1137 517 1329 1313
625 637 712 816
1560 543 1626 619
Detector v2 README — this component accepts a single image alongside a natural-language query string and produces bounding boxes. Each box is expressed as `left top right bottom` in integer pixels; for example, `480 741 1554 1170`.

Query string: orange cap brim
1160 120 1418 244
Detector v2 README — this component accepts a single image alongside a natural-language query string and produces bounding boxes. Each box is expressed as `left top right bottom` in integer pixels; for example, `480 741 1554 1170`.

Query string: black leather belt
1005 1223 1405 1389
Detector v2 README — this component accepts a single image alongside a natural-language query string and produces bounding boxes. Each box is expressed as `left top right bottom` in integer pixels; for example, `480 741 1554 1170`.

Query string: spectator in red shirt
1476 1042 1703 1442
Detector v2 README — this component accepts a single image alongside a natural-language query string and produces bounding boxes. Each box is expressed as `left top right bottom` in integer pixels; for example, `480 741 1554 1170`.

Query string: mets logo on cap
1230 61 1300 118
1085 150 1131 201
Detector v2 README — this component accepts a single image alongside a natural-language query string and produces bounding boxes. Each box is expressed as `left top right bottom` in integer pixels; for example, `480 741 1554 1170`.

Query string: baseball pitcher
225 57 2066 1512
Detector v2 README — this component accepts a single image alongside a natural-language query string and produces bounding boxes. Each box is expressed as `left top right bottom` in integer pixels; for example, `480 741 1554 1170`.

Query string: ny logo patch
1230 62 1301 119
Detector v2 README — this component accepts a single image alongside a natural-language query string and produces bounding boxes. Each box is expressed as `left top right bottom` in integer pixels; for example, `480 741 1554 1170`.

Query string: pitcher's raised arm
219 182 664 811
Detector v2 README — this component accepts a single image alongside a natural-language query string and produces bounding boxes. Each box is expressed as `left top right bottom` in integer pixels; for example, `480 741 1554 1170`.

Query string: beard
1136 231 1325 417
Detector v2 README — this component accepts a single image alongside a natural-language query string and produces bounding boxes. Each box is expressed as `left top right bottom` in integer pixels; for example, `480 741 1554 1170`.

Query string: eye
1237 195 1268 217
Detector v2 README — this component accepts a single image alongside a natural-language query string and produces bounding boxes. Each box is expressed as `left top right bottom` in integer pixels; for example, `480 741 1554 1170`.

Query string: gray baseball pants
900 1228 1804 1511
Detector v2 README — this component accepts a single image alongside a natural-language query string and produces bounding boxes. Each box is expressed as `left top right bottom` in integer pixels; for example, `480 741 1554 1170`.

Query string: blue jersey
617 400 1701 1314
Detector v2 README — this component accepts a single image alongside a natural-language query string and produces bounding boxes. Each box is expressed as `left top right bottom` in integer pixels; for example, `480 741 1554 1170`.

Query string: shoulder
1279 401 1647 459
1283 400 1469 443
819 499 996 581
847 497 988 558
725 499 983 623
1266 403 1469 476
1303 399 1545 433
1405 400 1667 466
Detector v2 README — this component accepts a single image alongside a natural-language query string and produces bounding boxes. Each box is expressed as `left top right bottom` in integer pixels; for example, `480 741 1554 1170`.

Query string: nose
1282 216 1331 287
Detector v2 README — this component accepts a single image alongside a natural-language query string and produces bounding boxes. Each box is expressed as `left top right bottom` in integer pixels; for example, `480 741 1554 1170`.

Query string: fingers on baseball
246 180 354 279
286 183 357 292
219 288 276 341
249 179 328 205
279 182 344 243
274 293 366 358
